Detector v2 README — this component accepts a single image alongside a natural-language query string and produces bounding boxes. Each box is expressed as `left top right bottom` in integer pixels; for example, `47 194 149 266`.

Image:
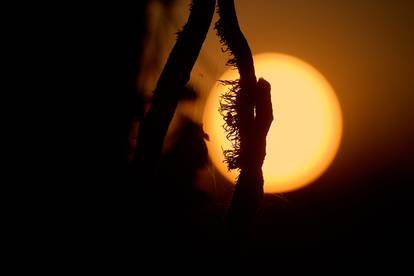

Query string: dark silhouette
215 0 273 241
131 0 274 251
129 0 217 257
132 0 215 177
131 0 274 256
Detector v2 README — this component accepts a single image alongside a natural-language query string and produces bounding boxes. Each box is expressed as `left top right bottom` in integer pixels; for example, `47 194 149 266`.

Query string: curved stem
133 0 216 177
215 0 274 239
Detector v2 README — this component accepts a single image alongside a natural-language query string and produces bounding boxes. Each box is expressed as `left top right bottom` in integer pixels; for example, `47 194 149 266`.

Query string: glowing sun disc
203 53 343 193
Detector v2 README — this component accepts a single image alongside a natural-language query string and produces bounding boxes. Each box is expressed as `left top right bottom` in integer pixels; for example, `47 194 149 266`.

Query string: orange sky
146 0 414 190
186 0 414 175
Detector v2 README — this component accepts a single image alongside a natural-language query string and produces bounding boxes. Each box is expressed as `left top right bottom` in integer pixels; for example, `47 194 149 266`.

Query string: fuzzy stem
215 0 274 240
215 0 257 170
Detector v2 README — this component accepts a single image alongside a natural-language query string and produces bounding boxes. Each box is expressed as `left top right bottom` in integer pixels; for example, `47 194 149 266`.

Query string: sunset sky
81 0 414 264
37 0 414 266
148 0 414 195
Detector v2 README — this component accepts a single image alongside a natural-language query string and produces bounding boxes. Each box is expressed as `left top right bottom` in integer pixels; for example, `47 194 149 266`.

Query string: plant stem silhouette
132 0 215 179
215 0 274 240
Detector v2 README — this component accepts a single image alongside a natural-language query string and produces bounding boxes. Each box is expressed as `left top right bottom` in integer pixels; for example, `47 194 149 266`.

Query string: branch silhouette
215 0 274 239
132 0 215 178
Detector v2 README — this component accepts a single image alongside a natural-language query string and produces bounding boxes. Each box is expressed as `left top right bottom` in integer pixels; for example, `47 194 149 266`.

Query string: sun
203 53 343 193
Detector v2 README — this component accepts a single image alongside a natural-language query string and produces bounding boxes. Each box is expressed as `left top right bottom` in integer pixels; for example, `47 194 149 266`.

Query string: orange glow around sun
203 53 343 193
